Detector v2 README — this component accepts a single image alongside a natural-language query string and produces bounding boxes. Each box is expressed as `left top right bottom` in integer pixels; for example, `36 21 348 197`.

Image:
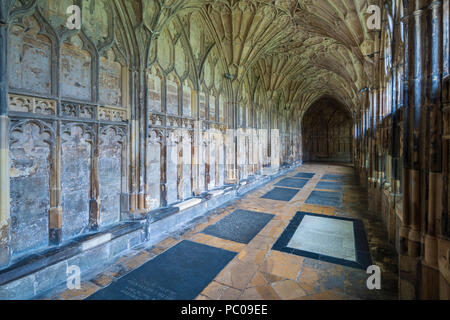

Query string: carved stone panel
9 94 57 115
167 130 180 204
8 18 52 95
60 36 92 101
9 121 52 255
61 124 93 240
99 126 125 226
99 50 123 107
182 131 193 199
147 130 162 209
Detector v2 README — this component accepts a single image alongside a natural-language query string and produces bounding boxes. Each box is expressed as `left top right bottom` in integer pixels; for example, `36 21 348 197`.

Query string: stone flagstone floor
38 163 398 300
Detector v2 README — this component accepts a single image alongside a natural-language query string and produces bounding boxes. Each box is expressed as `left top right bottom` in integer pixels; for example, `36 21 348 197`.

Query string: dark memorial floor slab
272 212 372 270
202 209 275 244
87 240 236 300
261 187 299 202
274 177 309 189
322 174 350 181
316 180 343 191
294 172 315 179
306 190 342 207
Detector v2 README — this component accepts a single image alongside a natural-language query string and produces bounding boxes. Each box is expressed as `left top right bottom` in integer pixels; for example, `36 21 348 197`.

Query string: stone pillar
422 0 443 300
49 123 62 245
0 6 10 267
129 69 139 212
89 131 100 231
160 129 168 206
399 5 427 299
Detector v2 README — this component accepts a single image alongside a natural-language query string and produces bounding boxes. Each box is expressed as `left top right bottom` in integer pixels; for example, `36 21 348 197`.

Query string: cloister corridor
0 0 449 301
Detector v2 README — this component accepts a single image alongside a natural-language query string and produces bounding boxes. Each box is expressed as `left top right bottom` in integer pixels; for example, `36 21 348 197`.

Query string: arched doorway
302 97 353 163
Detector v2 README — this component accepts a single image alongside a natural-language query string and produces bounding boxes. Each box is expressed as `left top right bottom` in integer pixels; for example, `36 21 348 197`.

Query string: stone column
49 123 62 245
129 68 139 212
0 5 10 267
401 4 412 255
89 128 100 231
422 0 443 299
139 68 147 211
399 4 427 299
160 129 168 206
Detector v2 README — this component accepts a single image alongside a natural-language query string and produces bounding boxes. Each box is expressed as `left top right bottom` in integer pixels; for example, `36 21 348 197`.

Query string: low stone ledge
174 198 202 211
0 162 301 299
0 221 145 300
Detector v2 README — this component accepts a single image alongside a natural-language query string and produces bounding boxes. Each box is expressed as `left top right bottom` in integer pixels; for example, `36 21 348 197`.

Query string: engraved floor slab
288 215 356 261
202 209 275 244
87 241 236 300
274 177 309 189
273 212 372 270
294 172 315 179
306 190 342 207
316 181 343 191
261 187 299 202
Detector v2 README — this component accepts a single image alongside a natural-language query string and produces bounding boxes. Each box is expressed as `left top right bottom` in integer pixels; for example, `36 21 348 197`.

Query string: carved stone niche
182 118 194 129
167 116 180 128
149 113 164 126
61 102 95 119
98 106 128 122
8 94 57 116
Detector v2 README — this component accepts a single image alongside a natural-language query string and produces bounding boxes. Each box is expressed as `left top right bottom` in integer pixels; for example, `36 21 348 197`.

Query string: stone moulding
98 106 128 123
8 94 57 115
61 102 95 119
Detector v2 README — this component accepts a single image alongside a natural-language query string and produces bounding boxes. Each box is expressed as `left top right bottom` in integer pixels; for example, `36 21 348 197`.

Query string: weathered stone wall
0 0 303 275
9 121 51 255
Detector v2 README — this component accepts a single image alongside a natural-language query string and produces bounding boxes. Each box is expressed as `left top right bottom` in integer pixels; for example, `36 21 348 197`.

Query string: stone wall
0 0 302 269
